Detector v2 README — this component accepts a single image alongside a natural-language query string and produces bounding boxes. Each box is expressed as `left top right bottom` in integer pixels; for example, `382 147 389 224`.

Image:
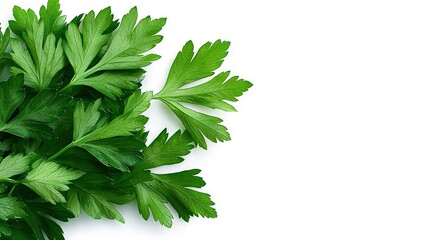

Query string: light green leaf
23 160 84 204
75 70 143 99
66 186 125 223
73 99 102 141
135 183 173 227
123 89 152 116
63 8 114 79
94 9 164 71
157 71 252 112
9 0 66 91
39 0 66 38
0 154 32 180
8 6 38 38
155 41 251 148
63 7 165 98
11 30 65 91
9 0 65 38
159 40 230 93
0 196 26 220
161 100 230 149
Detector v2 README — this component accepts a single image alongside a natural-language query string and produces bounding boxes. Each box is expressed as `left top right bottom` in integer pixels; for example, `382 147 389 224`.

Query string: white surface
2 0 429 239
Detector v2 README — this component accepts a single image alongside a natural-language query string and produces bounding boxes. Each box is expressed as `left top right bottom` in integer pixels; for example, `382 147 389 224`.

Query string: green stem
0 178 18 184
59 68 97 94
8 183 18 195
46 142 76 162
59 82 73 93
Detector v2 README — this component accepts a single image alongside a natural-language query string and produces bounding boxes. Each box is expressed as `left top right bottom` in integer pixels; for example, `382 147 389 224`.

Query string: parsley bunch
0 0 251 239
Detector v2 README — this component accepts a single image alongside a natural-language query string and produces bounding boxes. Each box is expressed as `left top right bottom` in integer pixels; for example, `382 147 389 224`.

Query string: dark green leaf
149 170 217 221
0 75 25 127
1 91 71 139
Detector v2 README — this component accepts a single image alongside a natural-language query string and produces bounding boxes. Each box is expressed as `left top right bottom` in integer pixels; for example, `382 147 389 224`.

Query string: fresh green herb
0 0 252 238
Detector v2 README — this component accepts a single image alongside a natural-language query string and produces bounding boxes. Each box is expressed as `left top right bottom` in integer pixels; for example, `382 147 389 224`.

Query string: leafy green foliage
63 7 165 98
0 196 26 220
155 41 252 148
0 91 71 138
140 129 194 169
135 183 173 227
67 185 125 223
0 154 31 180
161 99 231 149
0 75 25 127
9 0 67 91
23 160 84 204
150 170 217 221
0 0 250 238
10 34 65 91
0 28 10 74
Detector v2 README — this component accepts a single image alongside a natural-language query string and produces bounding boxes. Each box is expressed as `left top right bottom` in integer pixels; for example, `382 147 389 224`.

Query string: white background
2 0 429 239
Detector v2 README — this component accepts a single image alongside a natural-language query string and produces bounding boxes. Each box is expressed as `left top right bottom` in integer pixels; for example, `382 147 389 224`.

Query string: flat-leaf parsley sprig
0 0 252 238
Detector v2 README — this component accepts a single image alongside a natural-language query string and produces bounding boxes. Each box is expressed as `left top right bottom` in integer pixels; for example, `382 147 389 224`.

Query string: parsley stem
8 183 18 195
0 178 18 184
60 83 73 93
46 142 75 162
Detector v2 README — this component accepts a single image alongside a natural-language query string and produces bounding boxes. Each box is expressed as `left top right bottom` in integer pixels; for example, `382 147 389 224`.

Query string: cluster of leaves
0 0 251 239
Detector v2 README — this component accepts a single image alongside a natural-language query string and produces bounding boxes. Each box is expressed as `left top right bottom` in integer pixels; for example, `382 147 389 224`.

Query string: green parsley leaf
72 99 102 141
74 90 151 144
155 41 252 149
9 0 65 39
159 40 230 92
157 71 252 112
135 183 173 227
81 137 144 172
39 0 66 38
162 99 230 149
9 1 67 91
1 91 71 138
149 170 217 221
63 7 165 98
76 69 144 99
70 91 150 171
141 129 194 169
67 185 125 223
0 28 9 54
23 160 84 204
0 75 25 127
25 207 66 240
0 221 11 237
0 154 31 180
0 196 26 220
10 31 65 91
26 201 74 222
0 28 10 74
